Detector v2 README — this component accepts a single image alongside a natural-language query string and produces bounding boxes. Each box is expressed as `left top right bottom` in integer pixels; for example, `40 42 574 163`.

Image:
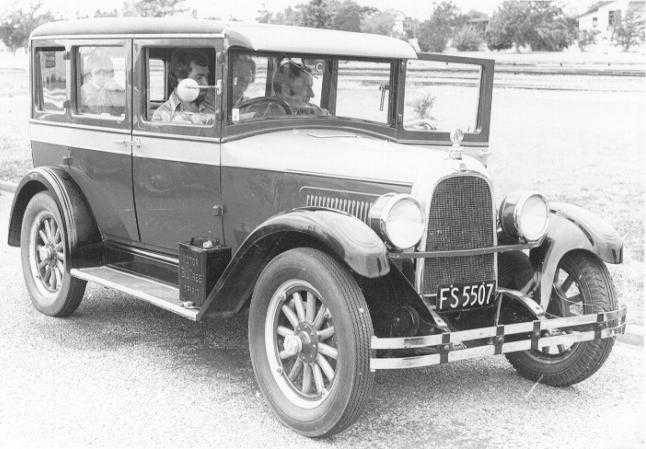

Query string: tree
485 1 574 52
256 4 272 24
485 1 530 51
525 2 575 51
613 9 645 51
122 0 187 18
94 9 119 18
361 10 396 36
272 7 301 26
453 25 483 51
295 0 336 29
417 1 461 52
332 1 370 32
0 2 54 54
577 29 600 51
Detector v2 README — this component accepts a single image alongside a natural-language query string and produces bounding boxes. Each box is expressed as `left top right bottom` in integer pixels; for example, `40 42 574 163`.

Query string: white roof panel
225 22 418 59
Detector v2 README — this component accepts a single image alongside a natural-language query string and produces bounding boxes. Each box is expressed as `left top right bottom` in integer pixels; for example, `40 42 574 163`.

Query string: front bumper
369 305 627 371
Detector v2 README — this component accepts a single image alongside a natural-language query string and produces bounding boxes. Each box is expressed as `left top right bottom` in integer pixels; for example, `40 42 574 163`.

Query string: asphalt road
0 191 643 449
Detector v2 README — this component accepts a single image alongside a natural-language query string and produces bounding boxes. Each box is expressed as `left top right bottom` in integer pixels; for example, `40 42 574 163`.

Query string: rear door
30 38 138 243
132 38 224 254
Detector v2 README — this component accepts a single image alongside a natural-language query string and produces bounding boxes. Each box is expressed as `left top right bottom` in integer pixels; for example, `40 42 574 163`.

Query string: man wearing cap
235 59 329 121
271 60 329 116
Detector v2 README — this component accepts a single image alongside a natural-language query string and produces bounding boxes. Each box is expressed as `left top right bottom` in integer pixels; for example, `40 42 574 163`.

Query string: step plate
70 266 198 321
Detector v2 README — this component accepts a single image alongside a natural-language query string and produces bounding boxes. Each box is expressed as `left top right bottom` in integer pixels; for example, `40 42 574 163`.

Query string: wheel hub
282 333 302 358
45 245 56 263
295 322 319 362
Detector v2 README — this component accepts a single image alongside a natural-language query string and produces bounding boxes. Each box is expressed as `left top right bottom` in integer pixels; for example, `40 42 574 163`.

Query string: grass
0 66 643 324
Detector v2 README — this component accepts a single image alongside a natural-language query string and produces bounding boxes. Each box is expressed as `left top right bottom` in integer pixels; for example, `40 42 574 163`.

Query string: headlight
499 192 549 242
369 193 424 250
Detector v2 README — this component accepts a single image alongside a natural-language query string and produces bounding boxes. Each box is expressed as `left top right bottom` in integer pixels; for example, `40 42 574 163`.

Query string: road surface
0 191 643 448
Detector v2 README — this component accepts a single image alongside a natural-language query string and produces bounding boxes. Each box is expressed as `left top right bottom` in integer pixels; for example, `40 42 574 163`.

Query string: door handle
114 139 142 150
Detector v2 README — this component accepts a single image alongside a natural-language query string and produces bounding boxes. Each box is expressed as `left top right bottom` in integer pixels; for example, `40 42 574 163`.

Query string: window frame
31 41 70 123
222 48 399 143
397 53 493 146
133 37 223 139
70 41 131 127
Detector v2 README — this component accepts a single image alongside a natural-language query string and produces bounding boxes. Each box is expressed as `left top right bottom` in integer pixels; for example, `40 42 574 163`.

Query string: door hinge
212 204 225 216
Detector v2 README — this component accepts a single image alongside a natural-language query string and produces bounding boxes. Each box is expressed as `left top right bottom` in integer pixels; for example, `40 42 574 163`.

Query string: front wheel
248 248 374 437
506 251 617 387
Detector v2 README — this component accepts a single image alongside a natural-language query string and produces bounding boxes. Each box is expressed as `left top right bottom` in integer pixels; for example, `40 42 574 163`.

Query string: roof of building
578 1 616 18
30 18 418 59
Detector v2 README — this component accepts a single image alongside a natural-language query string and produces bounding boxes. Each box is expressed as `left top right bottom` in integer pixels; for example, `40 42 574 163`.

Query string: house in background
578 1 646 41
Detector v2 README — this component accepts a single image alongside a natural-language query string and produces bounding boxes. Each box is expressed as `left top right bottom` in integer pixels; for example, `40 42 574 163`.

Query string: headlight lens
369 194 424 250
499 192 549 242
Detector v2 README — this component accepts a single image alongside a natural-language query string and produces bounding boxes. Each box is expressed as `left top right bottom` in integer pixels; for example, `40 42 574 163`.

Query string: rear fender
530 202 623 310
8 167 101 266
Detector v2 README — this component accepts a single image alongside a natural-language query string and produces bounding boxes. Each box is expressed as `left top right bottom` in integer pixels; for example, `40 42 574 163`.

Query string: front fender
261 208 390 277
199 208 389 318
530 202 623 310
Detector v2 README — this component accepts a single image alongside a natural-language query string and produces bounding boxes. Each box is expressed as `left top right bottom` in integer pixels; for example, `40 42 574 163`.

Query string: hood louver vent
300 187 378 224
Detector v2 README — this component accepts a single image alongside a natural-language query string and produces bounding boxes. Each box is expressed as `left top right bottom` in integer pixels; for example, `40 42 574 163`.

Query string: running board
70 266 198 321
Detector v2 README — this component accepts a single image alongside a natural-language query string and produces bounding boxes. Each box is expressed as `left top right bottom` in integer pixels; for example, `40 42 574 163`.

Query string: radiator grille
422 176 496 296
301 187 376 223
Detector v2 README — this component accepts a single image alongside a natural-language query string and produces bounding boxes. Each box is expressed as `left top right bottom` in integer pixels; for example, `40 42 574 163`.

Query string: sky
0 0 593 20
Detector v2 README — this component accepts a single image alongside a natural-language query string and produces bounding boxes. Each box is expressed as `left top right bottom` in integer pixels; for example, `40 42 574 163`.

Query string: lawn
0 64 643 324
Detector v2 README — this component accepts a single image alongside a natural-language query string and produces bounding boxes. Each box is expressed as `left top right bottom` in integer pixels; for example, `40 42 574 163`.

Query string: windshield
228 51 392 125
226 50 491 143
404 59 482 133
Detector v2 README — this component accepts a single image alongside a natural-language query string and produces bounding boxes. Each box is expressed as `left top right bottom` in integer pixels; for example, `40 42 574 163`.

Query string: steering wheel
236 96 292 118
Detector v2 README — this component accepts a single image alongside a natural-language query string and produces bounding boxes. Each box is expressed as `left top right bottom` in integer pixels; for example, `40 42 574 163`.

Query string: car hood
221 128 490 190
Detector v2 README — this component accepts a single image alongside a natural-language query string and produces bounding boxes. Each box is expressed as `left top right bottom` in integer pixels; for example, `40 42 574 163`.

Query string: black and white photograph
0 0 643 447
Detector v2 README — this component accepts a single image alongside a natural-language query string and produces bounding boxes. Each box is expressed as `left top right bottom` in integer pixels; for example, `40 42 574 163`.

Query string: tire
20 191 86 317
505 251 617 387
248 247 374 437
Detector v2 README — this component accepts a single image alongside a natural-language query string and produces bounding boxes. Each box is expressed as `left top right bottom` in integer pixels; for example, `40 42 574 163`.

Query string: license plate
436 281 496 311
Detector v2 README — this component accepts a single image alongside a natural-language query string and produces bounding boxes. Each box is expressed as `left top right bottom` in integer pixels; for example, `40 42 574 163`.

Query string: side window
230 54 267 122
76 46 126 118
336 60 391 123
229 52 329 123
148 58 166 102
34 47 67 113
145 47 217 126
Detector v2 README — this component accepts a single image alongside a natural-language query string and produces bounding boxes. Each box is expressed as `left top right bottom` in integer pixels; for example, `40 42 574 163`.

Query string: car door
132 38 224 254
35 39 139 243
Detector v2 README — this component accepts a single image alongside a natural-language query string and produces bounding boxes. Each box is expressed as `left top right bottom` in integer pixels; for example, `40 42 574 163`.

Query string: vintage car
10 18 626 437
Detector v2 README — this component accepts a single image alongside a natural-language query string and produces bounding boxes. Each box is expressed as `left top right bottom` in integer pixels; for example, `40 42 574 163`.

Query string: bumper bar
370 306 627 371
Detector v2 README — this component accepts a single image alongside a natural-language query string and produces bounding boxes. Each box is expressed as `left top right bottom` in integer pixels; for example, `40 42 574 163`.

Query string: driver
152 49 215 124
236 60 329 120
273 60 328 116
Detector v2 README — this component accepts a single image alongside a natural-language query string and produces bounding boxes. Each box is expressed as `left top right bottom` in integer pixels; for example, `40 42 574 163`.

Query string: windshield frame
398 53 494 147
221 48 493 146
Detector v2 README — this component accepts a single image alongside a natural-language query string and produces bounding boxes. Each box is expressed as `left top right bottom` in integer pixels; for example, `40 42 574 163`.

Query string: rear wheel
248 248 373 437
505 251 616 387
20 192 86 317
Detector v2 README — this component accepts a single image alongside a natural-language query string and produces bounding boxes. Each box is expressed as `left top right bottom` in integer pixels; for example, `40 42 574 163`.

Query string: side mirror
176 78 200 103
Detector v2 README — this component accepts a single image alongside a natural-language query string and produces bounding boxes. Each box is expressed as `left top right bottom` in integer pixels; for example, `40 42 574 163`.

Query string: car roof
31 18 418 59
